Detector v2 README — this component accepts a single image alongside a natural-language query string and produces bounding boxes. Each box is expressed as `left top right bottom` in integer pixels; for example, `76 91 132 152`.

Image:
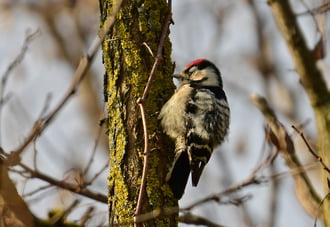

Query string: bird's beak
172 74 182 79
173 73 189 81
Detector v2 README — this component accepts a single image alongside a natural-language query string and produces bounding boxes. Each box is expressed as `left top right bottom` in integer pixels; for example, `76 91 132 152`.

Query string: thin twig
83 159 109 187
22 184 53 198
314 193 330 227
0 29 40 145
33 94 52 171
134 157 322 224
268 0 330 107
134 207 179 224
180 149 276 211
178 213 224 227
271 161 319 182
134 148 276 224
83 124 104 177
37 93 53 119
49 199 80 224
32 139 38 171
0 29 39 96
252 94 322 217
183 177 265 212
135 102 150 218
134 194 252 224
142 42 155 57
297 2 330 16
80 206 95 226
105 38 155 57
17 162 107 203
134 0 173 223
3 0 124 165
292 125 330 174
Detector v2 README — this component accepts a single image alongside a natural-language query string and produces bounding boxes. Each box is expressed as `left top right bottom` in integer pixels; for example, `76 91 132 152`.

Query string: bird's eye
188 66 197 75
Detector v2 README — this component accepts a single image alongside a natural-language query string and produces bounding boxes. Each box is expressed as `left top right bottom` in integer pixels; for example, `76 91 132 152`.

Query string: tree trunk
99 0 177 226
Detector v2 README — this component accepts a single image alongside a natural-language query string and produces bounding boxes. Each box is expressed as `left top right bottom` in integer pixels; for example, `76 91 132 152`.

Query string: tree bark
268 0 330 225
99 0 177 226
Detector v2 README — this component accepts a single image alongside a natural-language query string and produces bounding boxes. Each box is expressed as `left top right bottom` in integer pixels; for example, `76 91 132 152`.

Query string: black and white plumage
159 59 230 199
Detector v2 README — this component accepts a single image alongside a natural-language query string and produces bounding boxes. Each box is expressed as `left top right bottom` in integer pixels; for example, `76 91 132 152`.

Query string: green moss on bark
100 0 177 226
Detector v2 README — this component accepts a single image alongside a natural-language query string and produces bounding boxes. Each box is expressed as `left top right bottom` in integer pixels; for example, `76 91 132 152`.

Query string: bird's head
174 59 222 88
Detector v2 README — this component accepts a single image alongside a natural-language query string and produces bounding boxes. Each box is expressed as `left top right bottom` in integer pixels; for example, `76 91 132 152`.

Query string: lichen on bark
99 0 177 225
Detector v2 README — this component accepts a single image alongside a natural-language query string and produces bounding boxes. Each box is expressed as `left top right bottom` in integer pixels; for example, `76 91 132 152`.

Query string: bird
158 59 230 199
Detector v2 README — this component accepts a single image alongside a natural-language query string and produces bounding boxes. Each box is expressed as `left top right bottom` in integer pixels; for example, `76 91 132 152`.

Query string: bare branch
3 0 124 165
268 0 330 107
183 178 263 213
17 162 107 203
134 158 322 224
179 213 224 227
83 159 109 187
0 29 39 145
252 94 322 217
80 206 95 226
297 2 330 16
314 193 330 227
0 29 39 98
292 125 330 174
49 199 80 224
134 207 179 224
22 184 53 198
83 125 104 177
134 148 275 224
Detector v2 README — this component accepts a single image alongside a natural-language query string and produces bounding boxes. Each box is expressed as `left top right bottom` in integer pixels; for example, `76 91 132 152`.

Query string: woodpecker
159 59 230 199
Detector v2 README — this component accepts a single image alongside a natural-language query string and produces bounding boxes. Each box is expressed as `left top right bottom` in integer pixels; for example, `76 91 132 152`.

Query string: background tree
268 1 330 224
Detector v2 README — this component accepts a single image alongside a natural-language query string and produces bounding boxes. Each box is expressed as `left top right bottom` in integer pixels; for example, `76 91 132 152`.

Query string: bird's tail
166 148 190 200
188 144 212 186
166 137 212 199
